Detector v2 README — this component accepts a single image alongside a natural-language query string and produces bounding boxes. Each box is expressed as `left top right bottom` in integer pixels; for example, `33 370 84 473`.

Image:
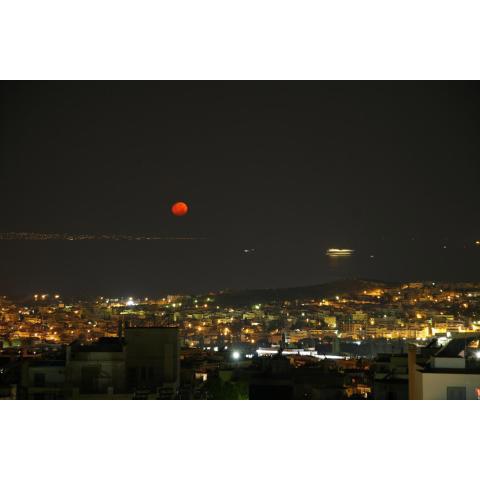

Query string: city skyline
3 4 479 477
2 277 480 400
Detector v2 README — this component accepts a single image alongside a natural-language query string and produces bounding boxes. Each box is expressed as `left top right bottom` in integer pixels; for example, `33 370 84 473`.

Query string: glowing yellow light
326 248 354 257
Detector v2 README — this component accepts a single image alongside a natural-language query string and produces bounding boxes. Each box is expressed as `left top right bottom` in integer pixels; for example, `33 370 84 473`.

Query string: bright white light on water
326 248 354 257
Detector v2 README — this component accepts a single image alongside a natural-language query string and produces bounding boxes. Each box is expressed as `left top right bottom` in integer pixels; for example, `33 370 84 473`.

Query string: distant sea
0 238 478 297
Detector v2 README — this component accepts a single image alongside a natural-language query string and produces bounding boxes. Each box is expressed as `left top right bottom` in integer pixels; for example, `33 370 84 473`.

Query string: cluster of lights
326 248 354 257
126 297 136 306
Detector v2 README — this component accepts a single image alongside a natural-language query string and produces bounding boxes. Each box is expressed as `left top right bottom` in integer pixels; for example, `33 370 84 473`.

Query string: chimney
408 344 417 400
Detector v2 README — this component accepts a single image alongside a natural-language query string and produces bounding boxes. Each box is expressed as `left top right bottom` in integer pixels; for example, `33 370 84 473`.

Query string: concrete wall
125 328 180 390
419 372 480 400
67 352 126 394
27 365 65 388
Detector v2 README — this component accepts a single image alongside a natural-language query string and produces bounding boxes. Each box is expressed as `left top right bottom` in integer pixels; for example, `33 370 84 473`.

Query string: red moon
171 201 189 216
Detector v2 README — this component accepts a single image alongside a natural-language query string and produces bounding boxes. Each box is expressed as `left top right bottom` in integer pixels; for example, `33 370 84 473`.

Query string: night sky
1 81 479 297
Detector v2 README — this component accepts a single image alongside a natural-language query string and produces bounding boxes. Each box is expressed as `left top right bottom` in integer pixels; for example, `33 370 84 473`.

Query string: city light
326 248 354 257
1 278 480 401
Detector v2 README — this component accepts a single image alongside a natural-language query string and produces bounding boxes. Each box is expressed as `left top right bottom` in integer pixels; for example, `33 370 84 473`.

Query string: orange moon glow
171 201 189 216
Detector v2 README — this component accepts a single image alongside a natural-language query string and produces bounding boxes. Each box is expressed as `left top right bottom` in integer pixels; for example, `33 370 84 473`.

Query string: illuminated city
0 232 204 241
1 81 480 400
3 7 479 480
1 279 480 399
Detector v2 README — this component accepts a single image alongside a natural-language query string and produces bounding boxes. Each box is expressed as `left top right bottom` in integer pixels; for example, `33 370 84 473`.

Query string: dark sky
1 81 479 297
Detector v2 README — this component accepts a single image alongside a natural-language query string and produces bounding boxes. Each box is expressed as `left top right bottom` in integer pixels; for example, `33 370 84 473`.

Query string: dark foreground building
14 327 179 399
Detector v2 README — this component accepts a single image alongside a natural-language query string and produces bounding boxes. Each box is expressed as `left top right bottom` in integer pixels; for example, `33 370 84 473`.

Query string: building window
33 373 46 387
127 367 136 385
81 366 100 393
446 386 467 400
